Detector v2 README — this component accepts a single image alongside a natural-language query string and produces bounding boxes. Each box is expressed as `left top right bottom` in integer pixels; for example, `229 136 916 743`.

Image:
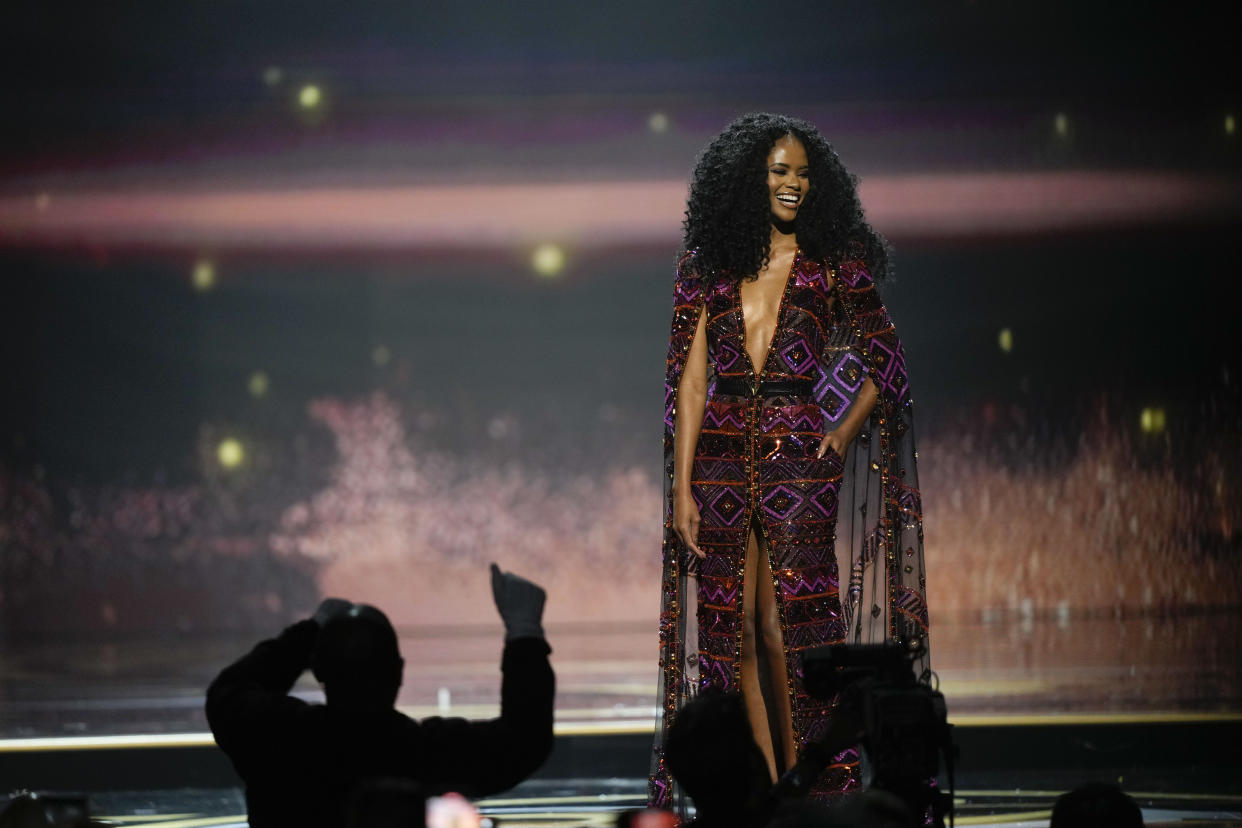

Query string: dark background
0 2 1238 728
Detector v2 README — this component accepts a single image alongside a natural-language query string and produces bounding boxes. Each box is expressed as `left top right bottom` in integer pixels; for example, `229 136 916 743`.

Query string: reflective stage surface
3 616 1241 826
3 614 1240 739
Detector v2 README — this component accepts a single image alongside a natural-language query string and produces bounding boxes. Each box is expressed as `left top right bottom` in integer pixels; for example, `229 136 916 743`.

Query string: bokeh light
372 345 392 366
34 192 50 212
1139 406 1167 434
248 371 270 398
531 243 566 278
998 328 1014 353
191 259 216 291
217 437 245 469
648 111 670 133
1054 112 1069 137
1226 114 1236 136
262 66 284 88
298 84 323 110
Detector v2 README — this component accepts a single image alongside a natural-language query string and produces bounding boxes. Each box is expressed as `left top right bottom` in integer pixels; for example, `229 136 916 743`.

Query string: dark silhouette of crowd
630 689 1149 828
651 689 919 828
195 558 1152 828
0 594 1153 828
204 562 553 828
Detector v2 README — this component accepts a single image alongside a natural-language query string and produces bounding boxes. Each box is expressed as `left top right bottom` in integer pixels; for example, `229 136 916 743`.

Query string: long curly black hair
682 112 891 284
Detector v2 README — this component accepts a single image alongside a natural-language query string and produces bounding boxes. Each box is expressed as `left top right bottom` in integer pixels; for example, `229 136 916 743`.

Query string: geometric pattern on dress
795 260 834 293
761 483 806 521
867 336 909 403
896 482 922 520
761 407 823 433
714 337 743 373
779 334 817 375
701 406 747 431
702 486 746 526
813 374 853 423
832 351 867 393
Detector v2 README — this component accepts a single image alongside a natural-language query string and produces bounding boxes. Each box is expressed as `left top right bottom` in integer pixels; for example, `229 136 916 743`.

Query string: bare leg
739 522 778 782
755 533 799 772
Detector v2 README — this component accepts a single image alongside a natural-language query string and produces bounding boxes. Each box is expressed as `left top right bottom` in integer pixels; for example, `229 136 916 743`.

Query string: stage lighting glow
217 437 245 469
34 192 50 212
192 259 216 291
531 243 566 278
648 112 670 133
298 84 322 109
1139 406 1166 434
372 345 391 366
1054 112 1069 137
262 66 284 87
248 371 270 398
998 328 1013 353
1227 114 1236 136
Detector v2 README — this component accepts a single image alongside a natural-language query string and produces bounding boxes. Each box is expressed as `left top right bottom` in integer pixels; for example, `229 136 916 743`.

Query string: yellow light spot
192 259 216 291
217 438 245 469
1226 114 1236 136
531 243 566 278
372 345 391 366
997 328 1013 353
248 371 270 398
1139 406 1166 434
648 111 670 133
298 84 322 109
1054 112 1069 137
262 66 284 88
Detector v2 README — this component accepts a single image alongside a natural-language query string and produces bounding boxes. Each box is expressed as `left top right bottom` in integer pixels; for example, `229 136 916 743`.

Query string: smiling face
767 133 810 224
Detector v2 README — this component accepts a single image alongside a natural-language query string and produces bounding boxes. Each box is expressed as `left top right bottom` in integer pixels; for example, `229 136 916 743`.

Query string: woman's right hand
673 489 705 559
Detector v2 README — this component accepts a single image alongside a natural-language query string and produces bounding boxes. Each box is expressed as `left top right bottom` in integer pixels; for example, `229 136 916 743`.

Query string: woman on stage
651 113 930 805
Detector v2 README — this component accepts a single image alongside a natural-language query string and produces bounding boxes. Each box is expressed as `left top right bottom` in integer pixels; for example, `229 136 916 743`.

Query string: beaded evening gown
650 250 930 807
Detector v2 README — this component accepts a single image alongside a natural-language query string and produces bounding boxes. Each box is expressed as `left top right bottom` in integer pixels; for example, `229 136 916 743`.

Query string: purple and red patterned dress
650 249 930 806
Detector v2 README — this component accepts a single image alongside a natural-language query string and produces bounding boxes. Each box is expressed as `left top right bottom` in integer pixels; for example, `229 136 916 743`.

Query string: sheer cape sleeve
649 251 706 810
821 258 930 680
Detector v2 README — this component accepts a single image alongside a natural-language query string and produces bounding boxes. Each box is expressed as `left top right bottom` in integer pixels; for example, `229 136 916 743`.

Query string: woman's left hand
816 429 852 459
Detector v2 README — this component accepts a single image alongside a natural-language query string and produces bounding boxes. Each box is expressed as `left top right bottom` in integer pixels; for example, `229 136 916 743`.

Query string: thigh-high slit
740 515 798 781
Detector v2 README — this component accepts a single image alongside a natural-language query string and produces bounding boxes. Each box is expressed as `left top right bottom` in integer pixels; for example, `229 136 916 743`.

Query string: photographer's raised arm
415 565 555 797
205 618 319 756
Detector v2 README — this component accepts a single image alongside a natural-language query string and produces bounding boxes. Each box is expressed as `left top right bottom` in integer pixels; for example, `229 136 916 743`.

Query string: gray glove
490 563 546 641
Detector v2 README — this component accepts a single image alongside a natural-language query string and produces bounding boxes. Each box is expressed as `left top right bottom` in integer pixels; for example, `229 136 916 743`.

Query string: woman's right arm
672 306 708 559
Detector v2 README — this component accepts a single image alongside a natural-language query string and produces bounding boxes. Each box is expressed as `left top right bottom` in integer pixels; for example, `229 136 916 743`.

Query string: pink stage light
1 172 1235 253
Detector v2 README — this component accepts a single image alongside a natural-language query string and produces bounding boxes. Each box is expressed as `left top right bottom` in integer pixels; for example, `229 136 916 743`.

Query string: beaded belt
713 377 814 398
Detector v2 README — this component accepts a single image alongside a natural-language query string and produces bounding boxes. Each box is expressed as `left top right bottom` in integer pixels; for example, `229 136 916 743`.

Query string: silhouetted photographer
769 643 954 827
206 563 554 828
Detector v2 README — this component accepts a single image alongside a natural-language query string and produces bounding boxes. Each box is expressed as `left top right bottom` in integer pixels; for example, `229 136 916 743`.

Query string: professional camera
769 643 955 827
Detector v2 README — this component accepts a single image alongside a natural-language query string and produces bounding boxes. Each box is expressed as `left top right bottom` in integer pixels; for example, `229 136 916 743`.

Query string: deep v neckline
737 248 799 379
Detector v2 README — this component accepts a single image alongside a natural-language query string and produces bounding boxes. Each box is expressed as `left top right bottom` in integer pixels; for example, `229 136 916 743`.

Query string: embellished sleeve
649 251 706 810
818 258 931 682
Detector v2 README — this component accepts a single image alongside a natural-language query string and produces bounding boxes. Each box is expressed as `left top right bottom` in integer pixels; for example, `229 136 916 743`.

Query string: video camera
771 643 955 827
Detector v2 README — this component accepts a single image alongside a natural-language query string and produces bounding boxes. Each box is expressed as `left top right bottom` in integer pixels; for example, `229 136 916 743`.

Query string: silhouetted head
311 604 404 712
825 790 917 828
1051 783 1144 828
664 690 772 822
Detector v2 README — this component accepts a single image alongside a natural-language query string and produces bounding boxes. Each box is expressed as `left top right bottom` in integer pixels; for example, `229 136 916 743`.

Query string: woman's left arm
816 375 878 459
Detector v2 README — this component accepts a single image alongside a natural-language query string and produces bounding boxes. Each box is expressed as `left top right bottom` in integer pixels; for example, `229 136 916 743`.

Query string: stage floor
3 614 1241 826
3 613 1241 739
